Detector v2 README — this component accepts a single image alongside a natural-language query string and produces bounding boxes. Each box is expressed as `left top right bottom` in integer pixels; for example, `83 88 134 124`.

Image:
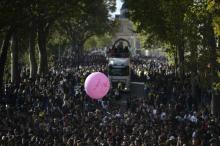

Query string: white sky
110 0 123 17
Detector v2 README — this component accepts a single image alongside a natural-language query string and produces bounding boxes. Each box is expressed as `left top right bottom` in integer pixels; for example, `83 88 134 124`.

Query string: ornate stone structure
113 3 140 49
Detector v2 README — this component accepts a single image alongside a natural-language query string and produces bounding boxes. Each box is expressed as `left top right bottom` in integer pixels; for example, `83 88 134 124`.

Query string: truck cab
107 39 131 91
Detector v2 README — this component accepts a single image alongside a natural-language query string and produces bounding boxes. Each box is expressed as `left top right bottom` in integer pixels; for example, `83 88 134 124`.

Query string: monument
113 3 140 50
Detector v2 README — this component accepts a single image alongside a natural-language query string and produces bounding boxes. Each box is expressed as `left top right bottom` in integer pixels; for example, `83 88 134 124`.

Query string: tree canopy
125 0 220 114
0 0 117 94
125 0 219 78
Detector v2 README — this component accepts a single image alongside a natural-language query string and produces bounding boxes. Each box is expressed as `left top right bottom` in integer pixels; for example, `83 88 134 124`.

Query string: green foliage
213 17 220 36
47 28 69 57
125 0 191 44
0 0 117 82
137 33 150 49
213 82 220 92
84 37 98 49
125 0 219 89
4 48 11 82
57 0 117 50
84 34 113 49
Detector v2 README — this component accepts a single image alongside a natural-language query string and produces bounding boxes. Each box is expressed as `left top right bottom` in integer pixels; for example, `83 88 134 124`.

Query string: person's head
209 138 217 146
121 141 127 146
117 42 123 49
134 138 141 145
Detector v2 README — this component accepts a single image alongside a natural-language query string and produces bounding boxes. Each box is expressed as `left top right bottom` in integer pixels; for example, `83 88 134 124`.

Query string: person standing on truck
117 42 124 50
124 46 129 53
116 42 123 56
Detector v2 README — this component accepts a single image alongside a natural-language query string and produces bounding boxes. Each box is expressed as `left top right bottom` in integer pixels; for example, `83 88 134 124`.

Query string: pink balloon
84 72 110 100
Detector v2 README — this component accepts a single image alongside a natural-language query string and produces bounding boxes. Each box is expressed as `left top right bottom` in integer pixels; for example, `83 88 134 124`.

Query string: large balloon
84 72 110 100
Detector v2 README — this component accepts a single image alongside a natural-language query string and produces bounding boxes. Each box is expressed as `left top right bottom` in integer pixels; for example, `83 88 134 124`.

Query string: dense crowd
0 53 219 146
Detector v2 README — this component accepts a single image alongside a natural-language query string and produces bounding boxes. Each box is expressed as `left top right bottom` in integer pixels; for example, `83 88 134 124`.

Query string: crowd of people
0 52 219 146
62 49 107 66
108 42 130 58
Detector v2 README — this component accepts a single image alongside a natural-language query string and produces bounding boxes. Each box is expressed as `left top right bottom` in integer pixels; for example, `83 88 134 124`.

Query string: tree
11 30 20 85
0 0 116 94
125 0 192 81
35 0 61 75
0 0 31 94
29 22 38 78
125 0 220 115
59 0 116 54
0 27 14 94
84 34 113 49
206 0 220 116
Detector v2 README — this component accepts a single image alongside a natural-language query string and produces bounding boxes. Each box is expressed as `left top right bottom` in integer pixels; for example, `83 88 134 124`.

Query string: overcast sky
110 0 123 17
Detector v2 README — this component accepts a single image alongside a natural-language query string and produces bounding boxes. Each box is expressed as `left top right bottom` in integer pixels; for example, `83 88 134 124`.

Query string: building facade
113 3 140 49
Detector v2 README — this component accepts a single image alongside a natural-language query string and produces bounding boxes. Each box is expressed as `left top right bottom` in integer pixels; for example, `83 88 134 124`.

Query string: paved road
117 82 146 111
130 82 146 97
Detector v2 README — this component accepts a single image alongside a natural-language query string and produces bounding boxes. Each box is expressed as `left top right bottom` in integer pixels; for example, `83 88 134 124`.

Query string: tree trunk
77 42 84 67
211 90 220 117
173 45 178 77
218 36 220 49
11 31 20 85
37 23 48 75
190 42 198 75
177 42 185 81
217 36 220 50
209 26 218 78
190 43 199 108
208 24 219 117
78 42 84 55
0 27 14 95
29 24 37 79
0 40 4 53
